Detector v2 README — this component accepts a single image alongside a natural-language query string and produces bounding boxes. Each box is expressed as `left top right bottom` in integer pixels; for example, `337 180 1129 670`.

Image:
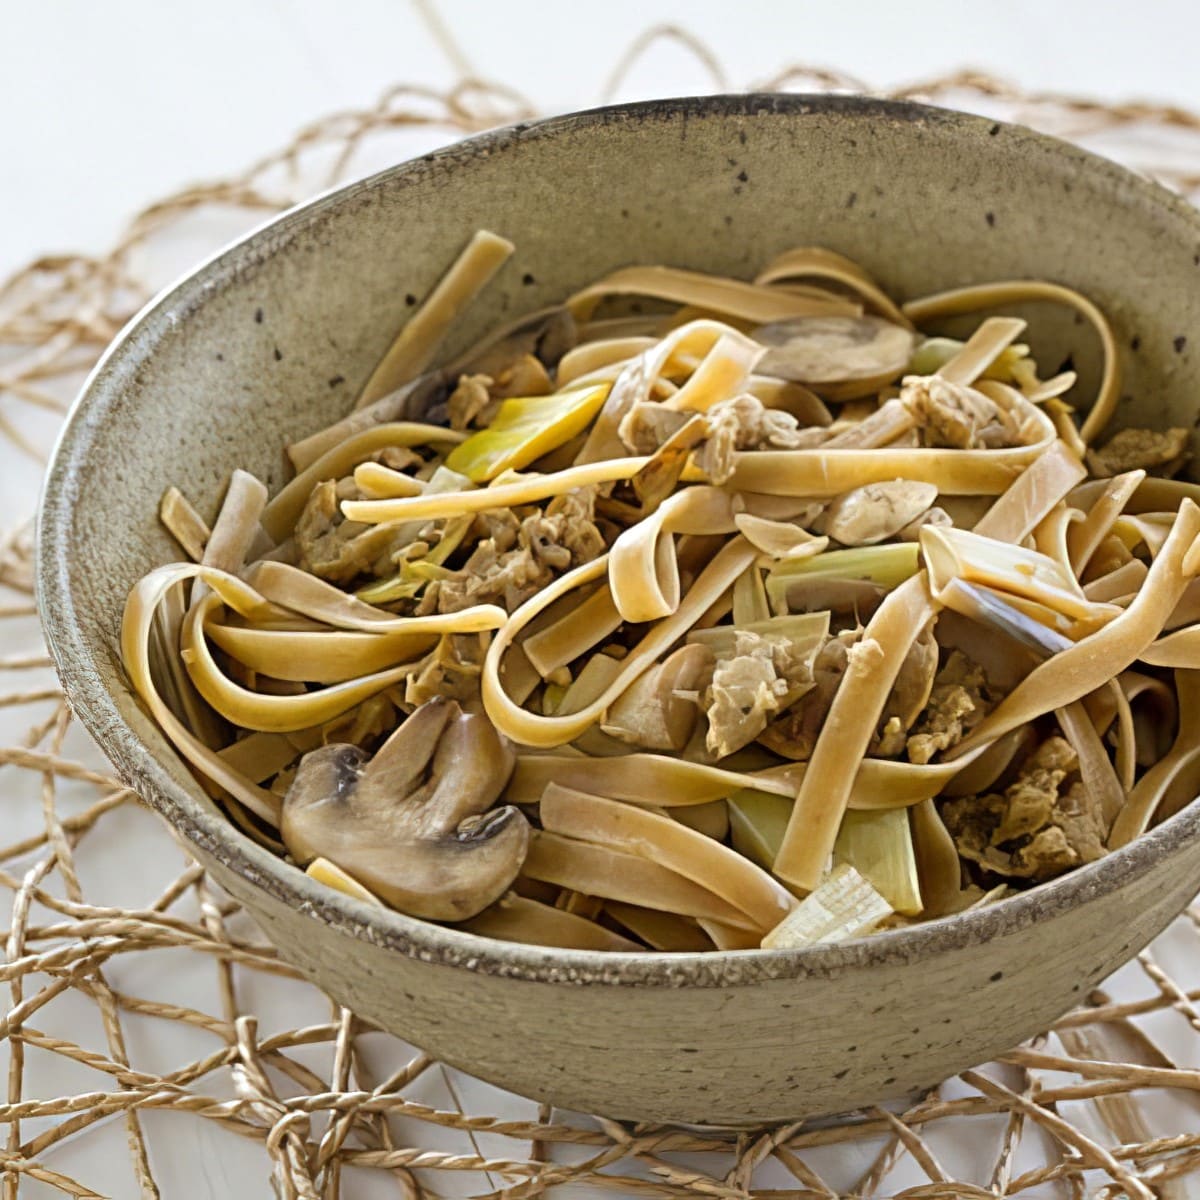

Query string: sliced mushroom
281 697 527 921
601 644 712 750
819 481 938 546
752 316 916 400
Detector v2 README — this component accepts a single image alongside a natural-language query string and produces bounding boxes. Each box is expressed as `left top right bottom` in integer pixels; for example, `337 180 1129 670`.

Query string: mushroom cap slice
281 697 528 921
819 480 938 546
753 316 916 400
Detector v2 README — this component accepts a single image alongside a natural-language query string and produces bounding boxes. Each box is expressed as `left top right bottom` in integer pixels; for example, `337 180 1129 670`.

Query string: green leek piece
444 383 610 483
687 611 830 660
732 564 771 625
909 336 1032 381
350 504 472 604
765 543 920 612
672 798 730 841
833 808 922 915
761 864 892 950
727 788 794 870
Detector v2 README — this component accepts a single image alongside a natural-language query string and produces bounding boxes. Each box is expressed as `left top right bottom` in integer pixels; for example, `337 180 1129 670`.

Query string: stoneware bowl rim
37 91 1200 988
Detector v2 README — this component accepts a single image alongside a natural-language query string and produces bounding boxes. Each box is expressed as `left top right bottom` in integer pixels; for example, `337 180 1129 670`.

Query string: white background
6 0 1200 279
5 3 1200 1198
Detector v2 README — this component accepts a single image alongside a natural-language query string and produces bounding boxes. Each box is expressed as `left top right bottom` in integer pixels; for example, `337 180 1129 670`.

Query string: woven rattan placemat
3 31 1200 1199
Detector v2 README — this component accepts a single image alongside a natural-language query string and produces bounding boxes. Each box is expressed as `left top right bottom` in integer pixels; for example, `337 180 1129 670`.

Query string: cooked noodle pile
123 231 1200 952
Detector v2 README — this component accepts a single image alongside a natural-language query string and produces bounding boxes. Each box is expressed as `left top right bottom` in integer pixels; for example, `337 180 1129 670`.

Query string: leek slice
765 543 920 612
833 808 922 916
445 384 609 482
727 788 792 870
761 865 892 950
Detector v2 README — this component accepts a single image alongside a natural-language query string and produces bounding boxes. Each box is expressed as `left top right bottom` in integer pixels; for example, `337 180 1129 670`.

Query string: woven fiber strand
5 29 1200 1200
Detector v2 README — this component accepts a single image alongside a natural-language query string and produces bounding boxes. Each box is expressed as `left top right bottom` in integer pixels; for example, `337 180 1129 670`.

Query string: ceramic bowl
38 94 1200 1126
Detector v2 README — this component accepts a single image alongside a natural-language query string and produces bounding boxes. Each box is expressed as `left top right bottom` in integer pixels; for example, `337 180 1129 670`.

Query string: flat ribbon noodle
123 564 294 825
181 592 430 734
1109 669 1200 847
754 246 912 328
482 538 757 748
903 280 1120 445
949 500 1200 760
262 422 464 541
357 230 514 407
773 437 1092 891
341 456 646 525
723 395 1057 498
566 265 859 324
244 561 506 635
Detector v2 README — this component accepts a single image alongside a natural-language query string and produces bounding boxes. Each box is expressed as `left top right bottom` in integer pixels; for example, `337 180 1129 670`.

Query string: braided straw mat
3 29 1200 1200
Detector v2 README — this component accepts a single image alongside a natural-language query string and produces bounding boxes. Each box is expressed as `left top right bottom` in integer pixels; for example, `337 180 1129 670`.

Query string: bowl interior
38 93 1200 984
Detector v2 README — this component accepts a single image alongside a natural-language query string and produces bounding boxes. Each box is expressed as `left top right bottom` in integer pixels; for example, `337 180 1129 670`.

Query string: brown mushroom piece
602 644 713 751
819 480 938 547
280 697 528 921
752 316 917 400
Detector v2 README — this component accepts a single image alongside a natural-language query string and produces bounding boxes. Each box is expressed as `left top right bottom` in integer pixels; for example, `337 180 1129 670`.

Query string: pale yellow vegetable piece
358 230 514 407
921 525 1094 619
765 543 919 613
834 808 922 916
539 784 795 933
444 383 610 482
306 857 383 905
672 799 730 842
727 789 792 871
761 865 892 950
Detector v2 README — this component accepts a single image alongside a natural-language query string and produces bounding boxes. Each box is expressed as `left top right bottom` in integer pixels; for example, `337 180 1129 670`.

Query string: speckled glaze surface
37 95 1200 1125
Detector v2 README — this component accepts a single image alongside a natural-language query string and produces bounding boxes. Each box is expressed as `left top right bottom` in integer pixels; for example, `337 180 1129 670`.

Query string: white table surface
5 3 1200 1197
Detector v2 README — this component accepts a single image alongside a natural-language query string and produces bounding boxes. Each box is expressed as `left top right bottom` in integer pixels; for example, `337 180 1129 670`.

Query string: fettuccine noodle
124 233 1200 951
